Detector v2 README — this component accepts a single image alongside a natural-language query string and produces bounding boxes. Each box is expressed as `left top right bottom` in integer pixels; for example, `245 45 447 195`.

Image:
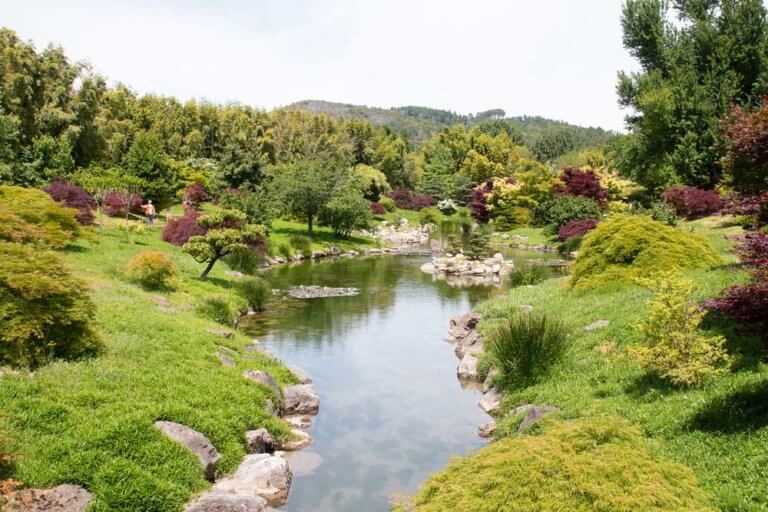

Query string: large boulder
184 491 267 512
584 320 610 332
282 384 319 415
448 312 482 341
213 454 292 507
245 428 275 454
155 421 220 481
244 370 281 399
456 353 480 382
478 387 502 415
5 484 92 512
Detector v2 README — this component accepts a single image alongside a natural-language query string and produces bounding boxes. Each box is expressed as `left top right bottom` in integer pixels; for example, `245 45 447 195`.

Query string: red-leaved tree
557 167 609 207
42 178 97 225
662 186 722 219
162 211 208 246
468 180 493 223
557 218 599 242
720 101 768 194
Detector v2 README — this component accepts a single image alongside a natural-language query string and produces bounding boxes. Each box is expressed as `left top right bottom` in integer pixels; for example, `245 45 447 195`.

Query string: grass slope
0 227 297 511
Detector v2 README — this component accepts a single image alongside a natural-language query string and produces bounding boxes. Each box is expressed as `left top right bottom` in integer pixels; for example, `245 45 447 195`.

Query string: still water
239 249 556 511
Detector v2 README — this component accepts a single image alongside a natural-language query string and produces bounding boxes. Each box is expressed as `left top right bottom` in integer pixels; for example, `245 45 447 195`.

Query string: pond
239 248 560 511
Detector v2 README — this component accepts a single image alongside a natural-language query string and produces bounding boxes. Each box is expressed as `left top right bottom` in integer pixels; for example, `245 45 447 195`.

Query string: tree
318 187 373 237
183 210 265 279
720 101 768 193
271 160 339 236
122 132 178 207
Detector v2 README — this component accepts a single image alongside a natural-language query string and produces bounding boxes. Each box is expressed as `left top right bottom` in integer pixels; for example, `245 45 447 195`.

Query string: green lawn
0 226 297 511
268 218 378 253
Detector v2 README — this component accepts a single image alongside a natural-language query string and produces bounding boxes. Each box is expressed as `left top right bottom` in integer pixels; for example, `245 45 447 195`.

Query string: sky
2 0 639 131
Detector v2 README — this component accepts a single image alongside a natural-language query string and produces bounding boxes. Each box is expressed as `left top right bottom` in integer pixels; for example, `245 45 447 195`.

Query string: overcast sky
3 0 639 131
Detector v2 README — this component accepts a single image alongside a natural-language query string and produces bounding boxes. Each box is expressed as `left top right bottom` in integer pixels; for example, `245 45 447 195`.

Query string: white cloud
2 0 638 130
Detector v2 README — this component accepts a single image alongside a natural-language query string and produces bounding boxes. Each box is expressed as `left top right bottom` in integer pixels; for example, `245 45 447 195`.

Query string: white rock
478 387 502 415
282 384 319 415
213 454 292 507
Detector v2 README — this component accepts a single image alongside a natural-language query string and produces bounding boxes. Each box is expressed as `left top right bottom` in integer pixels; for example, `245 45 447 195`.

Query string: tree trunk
199 255 219 280
307 215 314 237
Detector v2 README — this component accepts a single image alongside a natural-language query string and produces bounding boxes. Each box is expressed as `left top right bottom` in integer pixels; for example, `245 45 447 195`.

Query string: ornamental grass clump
195 296 235 325
235 276 271 312
289 234 312 257
125 251 177 289
486 312 572 388
629 273 730 387
569 215 723 289
507 265 562 288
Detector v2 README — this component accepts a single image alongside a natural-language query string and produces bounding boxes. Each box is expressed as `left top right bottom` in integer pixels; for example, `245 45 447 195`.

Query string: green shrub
486 312 571 388
318 188 373 237
533 195 602 233
125 251 176 289
507 265 562 288
629 273 730 387
395 416 714 512
223 248 264 275
277 242 293 260
570 215 723 289
629 200 678 226
235 276 271 312
289 234 312 256
464 228 492 260
195 296 235 325
379 196 396 212
418 206 441 226
0 185 80 249
0 242 102 367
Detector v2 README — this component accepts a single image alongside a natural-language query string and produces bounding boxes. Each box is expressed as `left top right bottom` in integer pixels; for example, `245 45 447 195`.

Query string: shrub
318 189 372 237
570 215 723 289
223 249 264 275
0 242 101 367
662 186 721 219
436 199 458 215
235 276 271 312
557 219 599 242
560 235 583 254
277 242 293 260
379 197 396 212
195 296 235 325
418 207 441 226
395 416 714 512
185 182 208 205
486 312 571 388
411 194 436 210
630 273 730 387
42 178 96 224
125 251 176 289
369 202 387 215
533 195 602 232
557 166 609 206
0 185 80 249
720 101 768 194
464 228 492 260
289 234 312 257
162 211 208 246
468 180 493 223
103 191 143 216
388 188 414 209
507 265 562 288
722 192 768 228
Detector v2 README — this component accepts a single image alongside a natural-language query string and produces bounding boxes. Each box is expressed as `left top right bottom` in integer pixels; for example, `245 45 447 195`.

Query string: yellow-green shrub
0 185 80 249
395 416 714 512
570 215 723 288
629 273 730 387
0 242 101 367
125 251 176 289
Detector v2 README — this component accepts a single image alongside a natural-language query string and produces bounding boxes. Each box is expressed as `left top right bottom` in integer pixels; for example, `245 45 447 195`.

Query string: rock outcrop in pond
285 285 359 299
422 253 512 277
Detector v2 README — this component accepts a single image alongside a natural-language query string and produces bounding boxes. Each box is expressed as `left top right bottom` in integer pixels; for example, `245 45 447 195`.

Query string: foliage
485 169 558 228
628 200 678 226
436 199 457 215
162 212 207 246
0 185 80 249
507 264 562 288
235 276 271 312
533 195 602 233
617 0 768 191
464 228 492 260
183 210 265 279
486 312 571 388
270 160 339 235
388 188 415 209
629 273 730 387
468 180 493 223
0 241 101 367
722 192 768 228
662 187 721 219
195 296 235 325
277 242 293 260
395 416 714 512
318 187 372 238
557 166 608 206
350 164 391 201
379 197 396 212
557 218 599 242
369 202 386 215
411 194 436 210
217 185 277 227
184 182 208 205
418 207 440 226
570 215 723 288
41 178 96 224
103 190 143 217
125 251 177 289
289 234 312 257
223 248 264 275
720 101 768 194
706 232 768 339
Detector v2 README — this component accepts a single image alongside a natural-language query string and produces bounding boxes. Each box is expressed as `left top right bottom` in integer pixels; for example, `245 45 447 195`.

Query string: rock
281 429 312 451
493 253 504 261
310 251 326 259
155 421 220 481
482 369 499 392
514 404 558 432
205 328 233 339
283 415 313 429
448 312 482 341
7 484 93 512
420 262 436 274
215 352 235 367
288 365 312 384
286 285 359 299
456 353 480 382
294 251 304 261
213 454 292 507
282 384 319 415
584 319 610 332
519 304 534 313
264 399 278 417
184 491 267 512
246 429 275 454
224 270 245 280
243 370 281 399
455 330 483 358
477 421 497 438
244 342 275 359
366 248 384 255
150 295 170 304
478 387 502 415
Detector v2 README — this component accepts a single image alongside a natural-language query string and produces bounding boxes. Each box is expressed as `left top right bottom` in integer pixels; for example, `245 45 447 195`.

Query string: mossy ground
0 225 298 511
404 216 768 511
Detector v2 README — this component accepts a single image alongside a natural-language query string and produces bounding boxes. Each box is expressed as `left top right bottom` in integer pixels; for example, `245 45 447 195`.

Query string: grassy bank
0 226 298 511
401 216 768 511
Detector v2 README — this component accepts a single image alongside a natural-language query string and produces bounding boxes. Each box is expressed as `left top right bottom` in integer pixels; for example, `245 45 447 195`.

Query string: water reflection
239 250 557 512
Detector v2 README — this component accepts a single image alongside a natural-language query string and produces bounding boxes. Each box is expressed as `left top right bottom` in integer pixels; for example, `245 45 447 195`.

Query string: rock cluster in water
421 253 512 277
361 218 432 245
286 285 360 299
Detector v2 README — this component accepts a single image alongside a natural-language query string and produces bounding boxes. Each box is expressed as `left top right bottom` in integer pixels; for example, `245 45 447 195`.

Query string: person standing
141 200 156 227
